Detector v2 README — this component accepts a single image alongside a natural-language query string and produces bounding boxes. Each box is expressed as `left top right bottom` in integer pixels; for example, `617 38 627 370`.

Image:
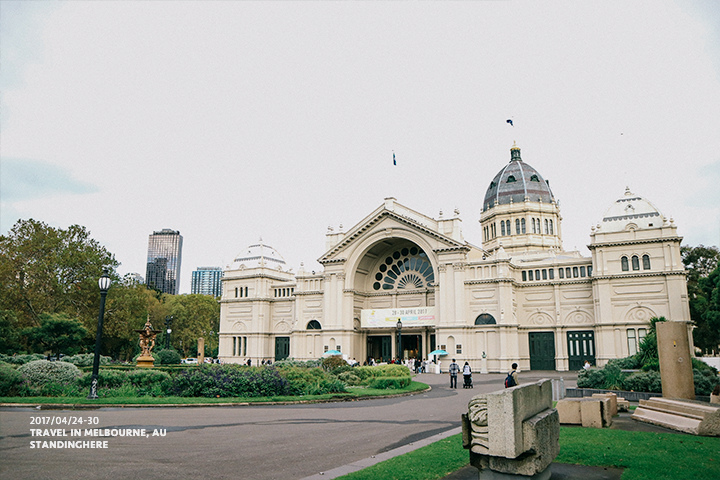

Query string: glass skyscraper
191 267 223 297
146 229 183 295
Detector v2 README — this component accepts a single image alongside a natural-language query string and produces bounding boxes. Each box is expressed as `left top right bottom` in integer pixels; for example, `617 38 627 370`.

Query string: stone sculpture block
463 379 559 478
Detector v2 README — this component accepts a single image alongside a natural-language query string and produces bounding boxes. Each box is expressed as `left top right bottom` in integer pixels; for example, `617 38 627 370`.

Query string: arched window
507 175 516 183
501 221 506 236
372 246 435 291
530 174 540 182
642 254 650 270
621 256 629 271
307 320 322 330
549 219 554 235
521 218 526 233
475 313 497 325
531 218 536 233
632 255 640 270
516 219 520 235
544 219 549 234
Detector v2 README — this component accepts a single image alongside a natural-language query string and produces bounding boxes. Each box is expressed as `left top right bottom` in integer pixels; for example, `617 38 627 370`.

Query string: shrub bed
0 362 24 396
577 359 720 395
367 376 412 389
165 365 295 398
63 353 111 367
1 362 420 399
19 360 81 386
0 354 45 365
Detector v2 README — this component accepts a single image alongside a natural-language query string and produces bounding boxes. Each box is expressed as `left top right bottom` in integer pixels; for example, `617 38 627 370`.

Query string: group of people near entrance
447 360 519 389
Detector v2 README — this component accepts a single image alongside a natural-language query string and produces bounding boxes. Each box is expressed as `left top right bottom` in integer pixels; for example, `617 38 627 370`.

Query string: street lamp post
396 319 402 362
165 315 173 349
88 270 111 399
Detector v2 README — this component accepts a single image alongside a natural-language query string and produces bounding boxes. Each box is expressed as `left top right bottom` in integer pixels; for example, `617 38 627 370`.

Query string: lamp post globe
88 270 111 399
164 315 173 349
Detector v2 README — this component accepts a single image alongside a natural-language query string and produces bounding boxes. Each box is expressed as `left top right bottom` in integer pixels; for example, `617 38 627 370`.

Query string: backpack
504 371 516 388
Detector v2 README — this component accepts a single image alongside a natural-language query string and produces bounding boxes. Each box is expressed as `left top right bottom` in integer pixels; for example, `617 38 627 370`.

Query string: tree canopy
682 245 720 354
0 219 118 329
23 313 88 360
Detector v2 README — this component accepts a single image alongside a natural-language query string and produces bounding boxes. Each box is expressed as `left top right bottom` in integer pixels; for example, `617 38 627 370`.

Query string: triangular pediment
318 199 470 264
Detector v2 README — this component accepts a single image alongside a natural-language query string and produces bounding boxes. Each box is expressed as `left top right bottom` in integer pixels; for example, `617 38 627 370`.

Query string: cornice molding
590 270 687 280
587 236 683 250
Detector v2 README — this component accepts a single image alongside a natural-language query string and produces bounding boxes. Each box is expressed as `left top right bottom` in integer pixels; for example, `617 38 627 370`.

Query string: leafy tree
682 245 720 284
101 280 163 361
694 265 720 354
0 310 23 354
682 245 720 354
0 219 118 330
23 313 88 359
165 294 220 357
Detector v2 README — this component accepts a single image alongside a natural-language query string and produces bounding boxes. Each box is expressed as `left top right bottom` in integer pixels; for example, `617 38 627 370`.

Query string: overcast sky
2 1 719 294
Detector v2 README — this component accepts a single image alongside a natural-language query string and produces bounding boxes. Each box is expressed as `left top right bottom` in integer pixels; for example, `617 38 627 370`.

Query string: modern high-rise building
191 266 223 297
146 229 183 295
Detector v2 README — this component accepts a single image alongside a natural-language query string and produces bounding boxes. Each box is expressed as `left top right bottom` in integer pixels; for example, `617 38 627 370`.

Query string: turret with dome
231 240 287 271
480 143 562 255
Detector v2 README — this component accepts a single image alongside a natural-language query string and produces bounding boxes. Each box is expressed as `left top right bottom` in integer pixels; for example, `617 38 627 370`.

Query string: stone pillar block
556 399 582 424
580 398 611 428
198 337 205 364
592 393 618 417
657 321 695 400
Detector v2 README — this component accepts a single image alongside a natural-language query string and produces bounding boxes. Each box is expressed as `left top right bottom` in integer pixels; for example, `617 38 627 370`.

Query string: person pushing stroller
462 361 473 388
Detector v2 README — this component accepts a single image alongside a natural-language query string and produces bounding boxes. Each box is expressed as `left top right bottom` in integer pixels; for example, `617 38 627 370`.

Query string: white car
182 358 198 364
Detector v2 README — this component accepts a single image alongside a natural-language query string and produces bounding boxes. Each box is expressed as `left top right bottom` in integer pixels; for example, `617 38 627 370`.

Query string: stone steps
631 397 720 436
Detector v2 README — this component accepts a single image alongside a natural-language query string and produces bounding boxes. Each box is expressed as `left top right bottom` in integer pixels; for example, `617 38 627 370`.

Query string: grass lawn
0 381 429 406
336 427 720 480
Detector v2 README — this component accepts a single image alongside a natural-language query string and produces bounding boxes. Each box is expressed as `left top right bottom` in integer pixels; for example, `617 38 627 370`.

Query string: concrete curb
300 426 463 480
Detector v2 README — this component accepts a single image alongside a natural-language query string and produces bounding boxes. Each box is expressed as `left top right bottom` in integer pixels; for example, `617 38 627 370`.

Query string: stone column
657 321 695 400
198 337 205 365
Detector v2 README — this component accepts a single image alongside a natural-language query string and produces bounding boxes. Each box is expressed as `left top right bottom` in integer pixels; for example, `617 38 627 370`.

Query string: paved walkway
0 371 575 480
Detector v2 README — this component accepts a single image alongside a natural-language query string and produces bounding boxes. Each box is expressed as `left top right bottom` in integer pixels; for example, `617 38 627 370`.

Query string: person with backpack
448 359 460 388
505 363 519 388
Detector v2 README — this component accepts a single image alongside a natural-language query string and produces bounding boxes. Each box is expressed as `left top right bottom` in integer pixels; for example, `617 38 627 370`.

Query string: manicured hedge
367 376 412 389
19 360 81 386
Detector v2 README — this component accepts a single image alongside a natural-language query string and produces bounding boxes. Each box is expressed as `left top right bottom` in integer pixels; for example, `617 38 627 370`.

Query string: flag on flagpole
393 152 396 165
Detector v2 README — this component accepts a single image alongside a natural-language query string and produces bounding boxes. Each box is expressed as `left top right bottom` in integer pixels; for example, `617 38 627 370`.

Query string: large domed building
218 144 691 371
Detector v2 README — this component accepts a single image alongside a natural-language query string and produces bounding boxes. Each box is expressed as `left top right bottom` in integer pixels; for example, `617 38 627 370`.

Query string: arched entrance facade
345 234 438 364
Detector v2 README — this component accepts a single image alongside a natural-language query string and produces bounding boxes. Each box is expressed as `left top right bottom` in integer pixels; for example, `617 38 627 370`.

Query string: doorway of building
399 334 422 360
275 337 290 361
567 331 596 370
367 336 392 363
529 332 556 370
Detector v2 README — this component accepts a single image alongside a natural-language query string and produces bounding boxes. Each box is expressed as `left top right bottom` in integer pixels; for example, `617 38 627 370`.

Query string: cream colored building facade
218 145 691 372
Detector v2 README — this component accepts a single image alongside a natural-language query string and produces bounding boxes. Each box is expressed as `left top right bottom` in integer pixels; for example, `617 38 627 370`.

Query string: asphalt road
0 371 576 480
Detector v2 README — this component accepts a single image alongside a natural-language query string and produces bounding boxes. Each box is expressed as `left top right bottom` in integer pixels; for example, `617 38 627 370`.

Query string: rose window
372 246 434 291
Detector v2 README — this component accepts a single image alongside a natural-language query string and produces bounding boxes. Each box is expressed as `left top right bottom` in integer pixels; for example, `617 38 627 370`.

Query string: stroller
463 373 473 388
